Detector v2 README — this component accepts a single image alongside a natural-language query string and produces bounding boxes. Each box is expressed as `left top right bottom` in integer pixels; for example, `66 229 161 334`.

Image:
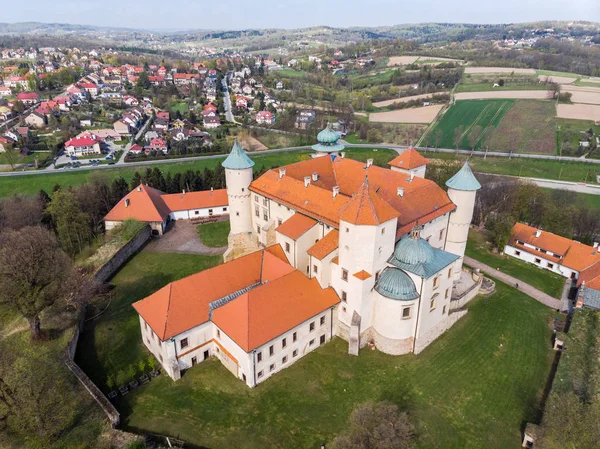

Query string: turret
388 147 430 178
312 122 345 158
445 162 481 280
223 139 254 235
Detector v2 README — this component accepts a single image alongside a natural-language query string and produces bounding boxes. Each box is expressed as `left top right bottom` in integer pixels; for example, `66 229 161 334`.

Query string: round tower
445 162 481 280
223 139 254 235
311 122 345 158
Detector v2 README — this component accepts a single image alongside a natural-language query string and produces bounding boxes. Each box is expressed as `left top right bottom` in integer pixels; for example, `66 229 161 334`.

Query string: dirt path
454 91 552 100
144 220 227 255
465 67 536 75
0 317 28 340
464 256 563 310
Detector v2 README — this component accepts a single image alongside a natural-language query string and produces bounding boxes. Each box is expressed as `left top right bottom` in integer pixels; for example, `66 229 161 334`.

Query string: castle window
293 332 297 342
430 294 438 311
159 354 163 362
255 196 258 202
342 269 348 281
547 262 554 269
310 322 315 332
158 339 161 347
375 271 380 282
195 211 200 215
257 225 261 234
402 307 411 319
208 209 213 216
144 321 147 331
534 258 541 264
258 370 264 379
269 345 274 356
242 188 245 192
342 306 347 313
313 264 318 274
447 268 452 278
282 338 287 348
257 352 262 362
515 250 521 256
445 288 450 299
433 277 439 289
341 291 347 302
217 329 221 338
282 356 288 364
278 218 283 226
285 242 290 253
443 305 447 314
270 364 275 372
439 228 445 240
293 349 298 357
309 339 315 346
223 207 227 212
320 316 325 326
255 206 259 217
236 212 239 216
180 338 188 349
345 227 349 233
381 227 385 235
263 198 268 206
263 210 268 221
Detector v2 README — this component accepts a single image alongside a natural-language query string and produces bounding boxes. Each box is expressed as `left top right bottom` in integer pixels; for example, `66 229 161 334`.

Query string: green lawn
170 102 189 114
426 151 600 184
0 151 50 166
197 221 230 247
277 68 308 78
0 148 398 198
455 82 546 93
108 276 555 449
424 100 514 149
465 229 565 298
75 251 223 391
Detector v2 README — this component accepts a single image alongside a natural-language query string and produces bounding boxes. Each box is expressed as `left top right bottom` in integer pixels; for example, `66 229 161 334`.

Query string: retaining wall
95 225 152 283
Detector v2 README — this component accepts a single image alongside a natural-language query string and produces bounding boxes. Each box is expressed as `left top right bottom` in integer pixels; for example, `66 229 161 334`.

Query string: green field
466 229 565 298
197 221 230 247
426 152 600 184
76 250 555 449
556 118 600 157
455 81 546 93
424 100 514 149
0 148 397 198
277 68 308 78
170 102 189 114
0 151 49 166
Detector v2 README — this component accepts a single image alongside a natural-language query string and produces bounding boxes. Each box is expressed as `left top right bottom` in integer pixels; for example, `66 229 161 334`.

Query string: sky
3 0 600 31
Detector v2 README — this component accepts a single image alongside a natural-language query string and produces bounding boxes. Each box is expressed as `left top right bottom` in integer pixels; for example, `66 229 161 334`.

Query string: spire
445 161 481 191
222 138 255 170
312 122 345 154
339 177 399 226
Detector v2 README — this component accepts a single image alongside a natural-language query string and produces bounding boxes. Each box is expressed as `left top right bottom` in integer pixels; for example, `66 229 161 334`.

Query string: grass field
466 229 565 298
197 221 230 247
277 68 308 78
455 81 546 93
170 102 189 114
0 148 398 198
92 252 556 449
0 151 50 167
486 100 557 154
556 118 600 156
424 100 514 149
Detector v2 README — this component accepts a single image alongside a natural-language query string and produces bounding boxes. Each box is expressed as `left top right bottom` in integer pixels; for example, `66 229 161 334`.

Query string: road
2 142 600 196
221 78 238 124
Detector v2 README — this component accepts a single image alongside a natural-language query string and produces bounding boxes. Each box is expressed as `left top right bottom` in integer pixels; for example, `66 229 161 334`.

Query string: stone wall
95 225 152 283
372 329 413 355
223 232 261 262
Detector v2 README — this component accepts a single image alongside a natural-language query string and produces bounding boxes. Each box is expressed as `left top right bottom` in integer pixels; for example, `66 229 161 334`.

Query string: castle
133 127 480 387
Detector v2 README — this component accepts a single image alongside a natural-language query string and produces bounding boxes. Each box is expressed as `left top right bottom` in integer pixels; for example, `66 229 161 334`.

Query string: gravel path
144 220 227 256
464 256 564 310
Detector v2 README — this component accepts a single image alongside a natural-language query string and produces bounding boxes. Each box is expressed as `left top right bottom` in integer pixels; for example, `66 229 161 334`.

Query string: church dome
393 227 435 265
375 267 418 301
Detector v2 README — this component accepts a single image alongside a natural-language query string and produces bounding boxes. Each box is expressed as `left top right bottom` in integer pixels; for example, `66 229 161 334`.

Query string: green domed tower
312 123 345 157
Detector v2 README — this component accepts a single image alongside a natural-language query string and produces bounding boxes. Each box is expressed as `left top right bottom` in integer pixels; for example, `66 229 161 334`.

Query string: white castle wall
446 188 476 280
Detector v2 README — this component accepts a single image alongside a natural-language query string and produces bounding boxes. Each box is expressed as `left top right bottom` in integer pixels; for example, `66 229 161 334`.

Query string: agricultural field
372 92 449 108
561 85 600 105
486 100 557 154
346 123 427 146
537 75 576 85
557 103 600 122
369 105 444 124
454 90 551 100
423 100 514 149
387 56 419 66
465 67 536 75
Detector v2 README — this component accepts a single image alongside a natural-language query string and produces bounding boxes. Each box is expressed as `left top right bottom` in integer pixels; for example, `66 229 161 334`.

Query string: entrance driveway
144 220 227 256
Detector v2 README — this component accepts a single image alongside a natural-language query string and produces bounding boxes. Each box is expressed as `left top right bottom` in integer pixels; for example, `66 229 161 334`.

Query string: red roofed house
64 134 102 156
78 82 99 97
388 147 430 178
16 92 40 106
147 137 168 153
129 144 143 154
132 244 339 385
505 222 600 281
162 188 229 220
255 110 275 125
0 85 11 96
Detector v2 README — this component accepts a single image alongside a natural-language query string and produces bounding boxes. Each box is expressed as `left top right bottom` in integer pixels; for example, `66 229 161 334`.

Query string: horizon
1 0 599 31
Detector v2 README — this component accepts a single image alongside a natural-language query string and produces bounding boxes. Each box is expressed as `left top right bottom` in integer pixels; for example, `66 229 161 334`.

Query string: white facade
169 206 229 221
503 244 578 279
445 187 477 280
226 167 253 235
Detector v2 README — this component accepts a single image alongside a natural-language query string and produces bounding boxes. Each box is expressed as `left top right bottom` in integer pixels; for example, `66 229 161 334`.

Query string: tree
46 189 93 255
331 402 415 449
0 194 44 230
453 125 464 150
498 79 505 87
467 125 483 150
485 213 514 250
367 128 383 143
0 227 71 339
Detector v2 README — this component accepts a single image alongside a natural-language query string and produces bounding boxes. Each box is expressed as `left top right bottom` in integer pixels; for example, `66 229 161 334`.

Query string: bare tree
0 227 71 339
468 125 483 151
453 125 464 150
0 194 44 230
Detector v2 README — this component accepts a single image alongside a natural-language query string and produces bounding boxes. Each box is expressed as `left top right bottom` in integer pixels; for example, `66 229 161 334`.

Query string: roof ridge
260 250 265 282
162 283 173 340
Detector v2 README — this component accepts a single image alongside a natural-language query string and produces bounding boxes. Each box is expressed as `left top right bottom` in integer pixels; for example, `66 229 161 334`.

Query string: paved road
221 78 237 124
465 256 564 310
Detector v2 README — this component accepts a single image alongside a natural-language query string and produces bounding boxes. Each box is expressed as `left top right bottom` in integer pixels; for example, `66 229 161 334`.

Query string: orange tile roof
332 256 339 264
250 156 454 236
389 148 430 169
133 248 295 340
275 213 317 240
339 177 399 225
307 230 339 260
509 223 600 272
104 184 170 223
212 272 339 352
161 189 228 212
353 270 372 280
578 260 600 287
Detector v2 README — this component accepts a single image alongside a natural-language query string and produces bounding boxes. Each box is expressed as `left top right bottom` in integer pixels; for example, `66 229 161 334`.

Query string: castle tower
445 162 481 280
222 139 258 262
388 147 430 178
311 123 345 158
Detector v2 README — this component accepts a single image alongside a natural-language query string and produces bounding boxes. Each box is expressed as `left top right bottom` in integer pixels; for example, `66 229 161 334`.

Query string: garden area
74 249 556 449
465 228 565 298
197 220 230 247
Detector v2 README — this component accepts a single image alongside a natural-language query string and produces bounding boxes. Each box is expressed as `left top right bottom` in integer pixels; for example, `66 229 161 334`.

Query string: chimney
312 172 319 182
304 176 311 188
211 187 214 195
137 186 142 192
341 152 346 158
397 187 404 197
410 171 415 181
125 198 130 208
366 158 373 168
333 186 340 198
182 189 186 195
535 229 542 238
279 167 286 179
594 242 599 249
